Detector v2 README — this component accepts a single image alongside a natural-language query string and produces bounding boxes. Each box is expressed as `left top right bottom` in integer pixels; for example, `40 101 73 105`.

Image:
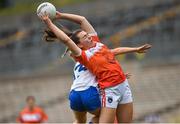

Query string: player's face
77 31 92 49
27 98 35 107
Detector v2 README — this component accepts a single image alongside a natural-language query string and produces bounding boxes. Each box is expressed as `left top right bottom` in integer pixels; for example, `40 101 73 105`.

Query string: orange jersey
74 38 126 89
91 35 100 42
17 106 48 124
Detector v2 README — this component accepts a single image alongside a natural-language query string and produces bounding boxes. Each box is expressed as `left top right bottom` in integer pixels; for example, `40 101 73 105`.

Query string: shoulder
35 106 43 111
87 42 104 53
84 42 103 60
21 107 28 112
19 107 28 115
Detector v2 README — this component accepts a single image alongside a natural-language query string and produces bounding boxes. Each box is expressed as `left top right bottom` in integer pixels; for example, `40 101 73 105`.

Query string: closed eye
83 33 88 38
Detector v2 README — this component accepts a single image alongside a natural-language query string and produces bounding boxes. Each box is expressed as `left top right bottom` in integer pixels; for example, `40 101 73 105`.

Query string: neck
81 41 96 50
28 106 34 111
88 41 96 49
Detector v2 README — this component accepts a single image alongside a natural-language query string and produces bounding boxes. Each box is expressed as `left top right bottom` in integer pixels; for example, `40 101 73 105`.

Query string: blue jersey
71 62 97 91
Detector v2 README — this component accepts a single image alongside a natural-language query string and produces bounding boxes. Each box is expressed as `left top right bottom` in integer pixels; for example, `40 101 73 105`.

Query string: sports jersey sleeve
73 50 89 66
41 109 48 122
16 110 25 123
16 113 22 123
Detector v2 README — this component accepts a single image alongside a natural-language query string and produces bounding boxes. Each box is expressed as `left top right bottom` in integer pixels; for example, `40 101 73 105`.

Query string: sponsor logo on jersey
22 114 41 121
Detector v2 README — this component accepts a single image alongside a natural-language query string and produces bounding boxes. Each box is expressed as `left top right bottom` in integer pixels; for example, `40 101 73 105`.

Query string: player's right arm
16 112 22 123
16 116 21 123
41 14 82 57
55 11 96 34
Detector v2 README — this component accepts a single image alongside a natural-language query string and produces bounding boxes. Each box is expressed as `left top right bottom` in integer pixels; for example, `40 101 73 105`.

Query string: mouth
87 40 93 44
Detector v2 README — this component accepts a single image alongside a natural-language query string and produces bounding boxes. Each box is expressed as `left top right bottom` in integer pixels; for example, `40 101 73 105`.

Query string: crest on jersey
107 97 113 103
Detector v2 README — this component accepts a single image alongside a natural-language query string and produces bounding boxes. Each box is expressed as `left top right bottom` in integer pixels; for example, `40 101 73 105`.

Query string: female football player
39 11 151 123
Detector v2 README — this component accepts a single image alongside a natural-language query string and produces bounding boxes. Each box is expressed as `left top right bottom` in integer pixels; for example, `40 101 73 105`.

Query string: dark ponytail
43 24 84 57
43 23 73 42
43 29 57 42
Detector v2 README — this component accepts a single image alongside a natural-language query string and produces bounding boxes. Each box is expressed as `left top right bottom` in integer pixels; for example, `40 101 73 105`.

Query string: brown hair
43 29 57 42
70 29 83 44
43 24 83 45
43 23 73 42
26 96 35 102
43 24 83 57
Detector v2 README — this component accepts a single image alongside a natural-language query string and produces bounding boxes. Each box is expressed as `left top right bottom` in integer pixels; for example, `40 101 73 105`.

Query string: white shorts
101 79 133 108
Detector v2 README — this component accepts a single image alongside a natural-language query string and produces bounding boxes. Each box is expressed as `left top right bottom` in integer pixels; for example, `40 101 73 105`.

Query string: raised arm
111 44 152 56
55 12 96 33
41 14 81 56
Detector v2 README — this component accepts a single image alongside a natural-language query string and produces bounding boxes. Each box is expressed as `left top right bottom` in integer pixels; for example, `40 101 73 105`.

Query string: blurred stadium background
0 0 180 123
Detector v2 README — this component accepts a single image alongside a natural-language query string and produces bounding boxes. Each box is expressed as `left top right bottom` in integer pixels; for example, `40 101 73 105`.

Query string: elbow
111 49 117 55
81 16 86 21
80 16 87 24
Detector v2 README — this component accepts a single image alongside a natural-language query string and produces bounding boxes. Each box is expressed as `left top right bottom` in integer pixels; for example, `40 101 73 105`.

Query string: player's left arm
40 14 82 57
111 44 152 56
55 12 96 34
41 109 48 123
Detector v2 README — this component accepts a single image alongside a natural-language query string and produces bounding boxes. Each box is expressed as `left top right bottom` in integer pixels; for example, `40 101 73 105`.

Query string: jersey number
73 64 87 80
74 64 87 72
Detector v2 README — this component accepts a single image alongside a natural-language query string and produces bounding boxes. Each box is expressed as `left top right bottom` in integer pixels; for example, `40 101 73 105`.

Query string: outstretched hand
38 12 52 26
39 12 49 21
136 44 152 53
54 11 61 20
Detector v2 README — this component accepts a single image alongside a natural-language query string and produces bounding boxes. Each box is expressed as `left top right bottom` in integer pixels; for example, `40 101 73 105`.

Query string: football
37 2 56 19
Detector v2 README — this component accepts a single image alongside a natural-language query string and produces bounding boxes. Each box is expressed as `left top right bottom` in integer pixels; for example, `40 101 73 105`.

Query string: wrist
59 13 65 19
135 47 139 52
56 11 62 19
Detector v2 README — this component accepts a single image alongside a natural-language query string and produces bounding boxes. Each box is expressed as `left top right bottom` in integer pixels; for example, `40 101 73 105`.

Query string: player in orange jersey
17 96 48 124
44 23 151 124
39 12 151 123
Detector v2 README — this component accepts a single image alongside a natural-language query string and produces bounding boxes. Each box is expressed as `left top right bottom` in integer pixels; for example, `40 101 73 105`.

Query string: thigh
99 86 120 123
99 107 116 123
119 80 133 104
73 110 87 123
116 102 133 123
100 88 120 109
88 108 101 123
89 108 101 116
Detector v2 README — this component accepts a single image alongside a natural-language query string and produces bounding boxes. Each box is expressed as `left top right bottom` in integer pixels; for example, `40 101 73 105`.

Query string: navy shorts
69 86 101 112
